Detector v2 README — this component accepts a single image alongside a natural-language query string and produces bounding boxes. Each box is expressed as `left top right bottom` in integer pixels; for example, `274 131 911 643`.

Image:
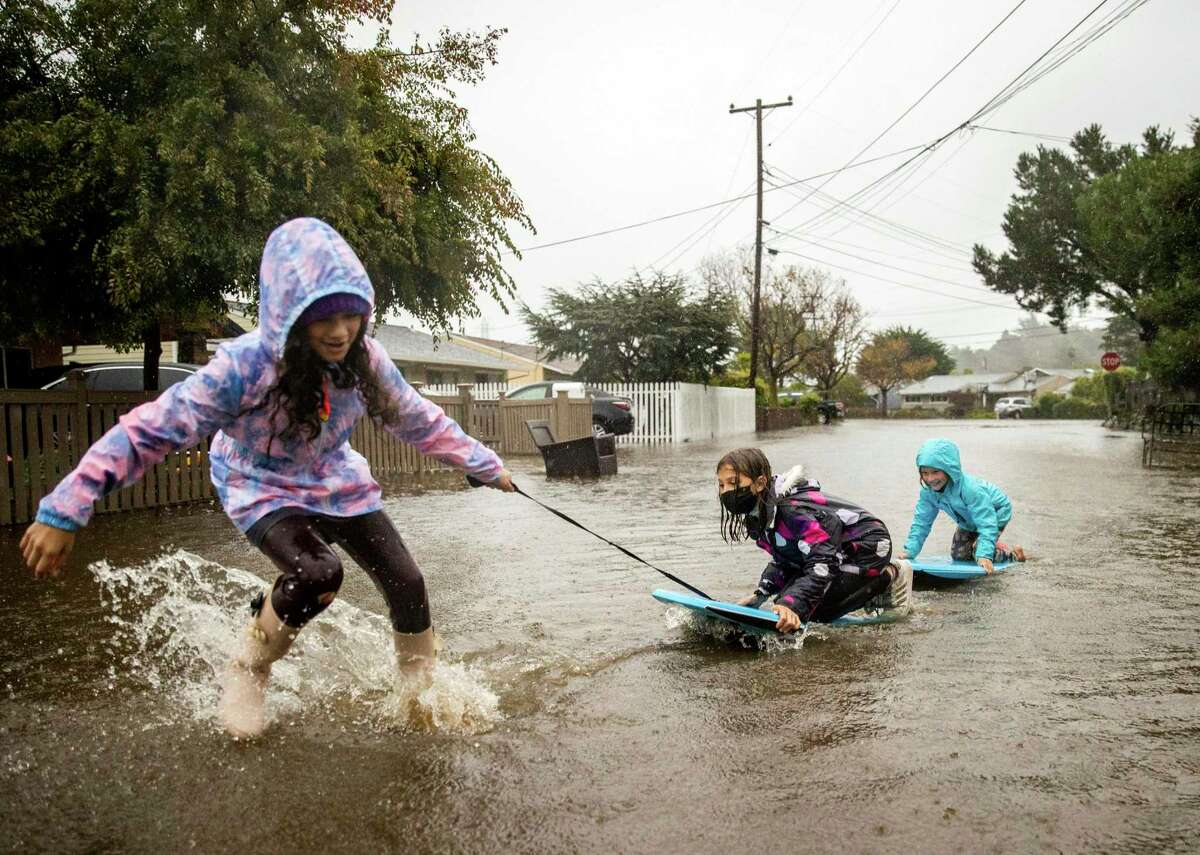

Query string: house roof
369 324 514 371
900 373 1016 396
453 334 582 376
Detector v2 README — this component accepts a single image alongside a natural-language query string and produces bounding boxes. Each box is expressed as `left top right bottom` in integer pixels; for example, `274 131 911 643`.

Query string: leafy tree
521 272 737 383
0 0 530 387
973 120 1200 392
856 337 935 417
876 325 954 375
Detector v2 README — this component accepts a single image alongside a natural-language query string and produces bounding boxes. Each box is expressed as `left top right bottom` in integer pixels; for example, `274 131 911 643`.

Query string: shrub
1033 393 1063 417
1051 398 1107 419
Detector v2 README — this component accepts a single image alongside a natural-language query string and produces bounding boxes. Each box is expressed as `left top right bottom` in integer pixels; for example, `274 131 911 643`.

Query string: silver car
994 396 1033 419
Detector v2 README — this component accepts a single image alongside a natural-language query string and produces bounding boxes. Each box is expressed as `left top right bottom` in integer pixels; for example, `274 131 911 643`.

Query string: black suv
816 399 845 424
504 382 635 437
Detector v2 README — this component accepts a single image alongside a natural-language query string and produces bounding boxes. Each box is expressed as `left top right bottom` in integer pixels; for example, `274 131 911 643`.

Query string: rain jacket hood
37 218 504 534
903 438 1012 561
915 438 963 488
258 218 374 359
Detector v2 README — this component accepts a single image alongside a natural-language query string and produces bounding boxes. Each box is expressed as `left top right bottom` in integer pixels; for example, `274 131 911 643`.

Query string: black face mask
721 485 758 515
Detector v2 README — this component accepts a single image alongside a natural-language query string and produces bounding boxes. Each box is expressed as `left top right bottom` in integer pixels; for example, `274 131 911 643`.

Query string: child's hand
895 548 909 560
771 604 802 633
976 557 995 574
486 470 516 492
20 523 77 578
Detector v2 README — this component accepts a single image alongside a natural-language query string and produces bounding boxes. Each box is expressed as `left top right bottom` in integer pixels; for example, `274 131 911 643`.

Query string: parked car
41 362 201 391
816 399 845 424
503 381 635 437
994 396 1033 419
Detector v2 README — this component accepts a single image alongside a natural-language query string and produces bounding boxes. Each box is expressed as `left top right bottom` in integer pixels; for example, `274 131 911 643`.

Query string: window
475 373 491 385
427 370 445 385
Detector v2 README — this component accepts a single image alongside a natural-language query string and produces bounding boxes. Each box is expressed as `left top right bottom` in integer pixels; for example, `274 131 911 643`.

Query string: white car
994 397 1033 419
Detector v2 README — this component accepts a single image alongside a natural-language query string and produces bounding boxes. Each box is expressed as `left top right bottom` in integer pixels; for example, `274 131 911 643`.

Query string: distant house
448 334 581 384
369 324 512 386
899 368 1096 411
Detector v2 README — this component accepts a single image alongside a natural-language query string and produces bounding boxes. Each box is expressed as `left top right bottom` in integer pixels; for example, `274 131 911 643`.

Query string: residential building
448 334 581 384
899 368 1096 412
369 324 512 385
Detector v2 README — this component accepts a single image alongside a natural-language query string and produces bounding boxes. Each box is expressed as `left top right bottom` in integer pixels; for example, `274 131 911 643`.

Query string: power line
766 0 1032 230
768 0 905 146
515 141 928 253
966 124 1073 142
768 247 1019 309
767 227 994 294
767 0 1141 241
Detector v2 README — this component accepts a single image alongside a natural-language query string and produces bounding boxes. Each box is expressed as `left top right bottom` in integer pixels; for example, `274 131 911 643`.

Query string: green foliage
856 334 936 416
1033 393 1064 417
1033 392 1107 418
522 272 737 383
829 373 872 407
0 0 530 350
711 351 771 403
973 120 1200 393
1066 373 1106 403
1137 274 1200 394
877 325 955 375
1051 397 1107 419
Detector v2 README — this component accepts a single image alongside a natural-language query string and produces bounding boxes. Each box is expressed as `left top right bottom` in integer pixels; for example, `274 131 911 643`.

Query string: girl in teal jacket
896 438 1026 573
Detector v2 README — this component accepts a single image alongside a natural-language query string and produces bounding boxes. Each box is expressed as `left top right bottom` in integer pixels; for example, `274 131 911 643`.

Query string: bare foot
1012 545 1027 561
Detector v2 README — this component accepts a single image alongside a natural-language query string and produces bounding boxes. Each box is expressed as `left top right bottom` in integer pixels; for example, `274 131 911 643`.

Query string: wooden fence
1 380 590 526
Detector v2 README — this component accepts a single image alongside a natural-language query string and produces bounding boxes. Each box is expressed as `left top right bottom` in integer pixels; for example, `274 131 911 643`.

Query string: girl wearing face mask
716 448 912 633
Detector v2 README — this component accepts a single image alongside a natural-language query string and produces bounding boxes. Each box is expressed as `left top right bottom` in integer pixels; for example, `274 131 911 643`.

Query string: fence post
67 369 87 468
457 383 475 437
554 389 569 438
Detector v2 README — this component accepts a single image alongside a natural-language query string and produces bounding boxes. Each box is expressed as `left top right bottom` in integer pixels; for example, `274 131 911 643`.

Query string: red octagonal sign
1101 351 1121 372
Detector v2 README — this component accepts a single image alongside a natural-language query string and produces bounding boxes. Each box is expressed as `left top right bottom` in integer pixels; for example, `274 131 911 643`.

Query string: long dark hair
259 321 400 455
717 448 773 544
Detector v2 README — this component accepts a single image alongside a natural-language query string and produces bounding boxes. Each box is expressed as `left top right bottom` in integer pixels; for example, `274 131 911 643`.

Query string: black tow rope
469 476 712 600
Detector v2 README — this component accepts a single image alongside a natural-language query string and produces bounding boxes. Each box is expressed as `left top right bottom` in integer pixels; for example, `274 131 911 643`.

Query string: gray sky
376 0 1196 351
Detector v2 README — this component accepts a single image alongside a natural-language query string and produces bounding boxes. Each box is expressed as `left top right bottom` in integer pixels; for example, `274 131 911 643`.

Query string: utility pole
729 95 791 392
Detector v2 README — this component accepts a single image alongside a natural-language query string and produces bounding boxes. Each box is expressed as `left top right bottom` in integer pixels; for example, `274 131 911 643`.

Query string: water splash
662 605 811 652
88 549 501 736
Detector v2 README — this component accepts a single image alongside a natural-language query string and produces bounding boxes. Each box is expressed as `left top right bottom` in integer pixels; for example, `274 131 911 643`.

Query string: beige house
448 334 581 384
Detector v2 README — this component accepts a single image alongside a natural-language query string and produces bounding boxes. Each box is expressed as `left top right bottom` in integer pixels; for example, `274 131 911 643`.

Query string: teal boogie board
652 588 900 638
909 556 1015 579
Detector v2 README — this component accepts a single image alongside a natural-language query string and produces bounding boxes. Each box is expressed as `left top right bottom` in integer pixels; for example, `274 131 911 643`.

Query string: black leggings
257 511 430 633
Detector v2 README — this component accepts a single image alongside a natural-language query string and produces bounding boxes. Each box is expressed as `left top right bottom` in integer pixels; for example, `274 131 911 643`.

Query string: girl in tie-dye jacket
717 448 910 630
22 217 514 738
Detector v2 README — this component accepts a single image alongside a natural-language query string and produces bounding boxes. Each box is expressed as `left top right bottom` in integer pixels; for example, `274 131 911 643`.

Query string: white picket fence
419 380 755 445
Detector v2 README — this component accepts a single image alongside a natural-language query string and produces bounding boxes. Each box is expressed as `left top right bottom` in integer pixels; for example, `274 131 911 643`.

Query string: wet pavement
2 420 1198 853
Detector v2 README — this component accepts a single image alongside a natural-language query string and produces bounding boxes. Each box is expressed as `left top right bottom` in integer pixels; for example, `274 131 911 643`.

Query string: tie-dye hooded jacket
902 438 1012 561
36 218 505 534
749 466 891 615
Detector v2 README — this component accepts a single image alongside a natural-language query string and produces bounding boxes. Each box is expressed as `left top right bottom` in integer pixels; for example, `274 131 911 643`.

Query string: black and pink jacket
746 466 892 618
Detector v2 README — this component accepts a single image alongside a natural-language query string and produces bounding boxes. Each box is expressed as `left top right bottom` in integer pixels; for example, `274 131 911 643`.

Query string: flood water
2 420 1198 853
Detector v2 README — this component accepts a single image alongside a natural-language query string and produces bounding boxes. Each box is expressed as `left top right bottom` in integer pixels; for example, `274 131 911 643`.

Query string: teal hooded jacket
903 438 1012 560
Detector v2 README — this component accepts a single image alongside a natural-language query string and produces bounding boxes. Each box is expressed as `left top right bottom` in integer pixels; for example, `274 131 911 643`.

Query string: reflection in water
2 421 1198 852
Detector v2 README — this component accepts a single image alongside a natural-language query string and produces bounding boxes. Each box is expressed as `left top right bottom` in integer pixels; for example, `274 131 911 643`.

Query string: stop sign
1101 351 1121 372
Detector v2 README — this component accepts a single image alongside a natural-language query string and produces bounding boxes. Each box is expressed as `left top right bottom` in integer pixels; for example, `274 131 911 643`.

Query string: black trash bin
526 419 618 477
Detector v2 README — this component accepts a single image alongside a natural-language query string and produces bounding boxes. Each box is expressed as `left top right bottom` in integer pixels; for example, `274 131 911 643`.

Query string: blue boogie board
652 588 902 638
909 556 1016 579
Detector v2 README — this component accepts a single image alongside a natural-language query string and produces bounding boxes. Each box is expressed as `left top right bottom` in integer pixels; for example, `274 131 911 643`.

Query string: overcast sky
371 0 1196 351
